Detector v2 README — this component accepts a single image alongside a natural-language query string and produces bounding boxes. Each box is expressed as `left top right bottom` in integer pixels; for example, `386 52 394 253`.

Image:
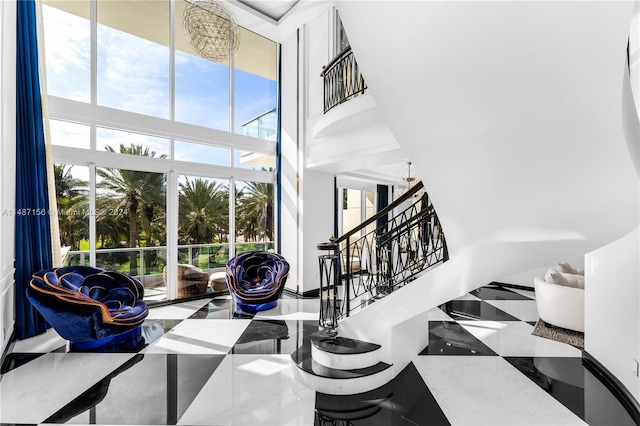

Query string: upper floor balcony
321 46 368 114
242 107 277 141
308 46 404 174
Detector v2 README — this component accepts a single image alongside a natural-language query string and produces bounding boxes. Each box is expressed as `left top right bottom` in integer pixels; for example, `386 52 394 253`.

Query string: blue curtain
15 0 53 339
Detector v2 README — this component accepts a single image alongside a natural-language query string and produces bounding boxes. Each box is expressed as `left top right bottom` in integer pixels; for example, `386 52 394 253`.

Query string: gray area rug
532 318 584 349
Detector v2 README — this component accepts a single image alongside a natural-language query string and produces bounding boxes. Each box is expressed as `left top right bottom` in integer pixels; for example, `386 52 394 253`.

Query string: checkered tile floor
0 284 634 425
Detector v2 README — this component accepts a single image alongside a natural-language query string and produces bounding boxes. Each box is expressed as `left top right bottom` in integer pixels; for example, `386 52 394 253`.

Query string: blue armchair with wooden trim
26 266 149 350
225 251 289 313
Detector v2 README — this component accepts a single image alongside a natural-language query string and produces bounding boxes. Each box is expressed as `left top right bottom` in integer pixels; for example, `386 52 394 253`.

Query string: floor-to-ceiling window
43 0 278 302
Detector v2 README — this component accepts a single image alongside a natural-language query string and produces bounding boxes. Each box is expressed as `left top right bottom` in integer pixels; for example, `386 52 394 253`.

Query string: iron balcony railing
318 181 448 328
321 46 367 113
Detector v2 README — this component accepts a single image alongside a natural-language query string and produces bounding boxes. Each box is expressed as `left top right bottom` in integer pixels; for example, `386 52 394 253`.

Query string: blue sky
43 4 277 165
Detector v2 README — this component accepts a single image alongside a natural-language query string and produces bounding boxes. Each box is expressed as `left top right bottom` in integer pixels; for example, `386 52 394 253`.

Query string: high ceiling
236 0 299 21
42 0 278 80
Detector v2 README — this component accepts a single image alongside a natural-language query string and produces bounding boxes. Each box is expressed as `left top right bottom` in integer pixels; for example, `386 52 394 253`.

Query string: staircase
291 181 447 394
291 332 392 395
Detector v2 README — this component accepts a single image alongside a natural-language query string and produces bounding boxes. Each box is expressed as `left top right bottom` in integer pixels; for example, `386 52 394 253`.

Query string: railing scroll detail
322 46 367 113
317 181 448 332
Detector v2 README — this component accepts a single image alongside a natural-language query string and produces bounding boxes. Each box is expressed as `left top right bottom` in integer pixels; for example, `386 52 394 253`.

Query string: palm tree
140 171 166 247
236 180 274 242
97 144 166 274
95 195 128 248
178 178 228 245
53 164 88 250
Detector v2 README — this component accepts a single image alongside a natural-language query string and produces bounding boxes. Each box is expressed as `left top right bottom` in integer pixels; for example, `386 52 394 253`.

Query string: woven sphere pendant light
183 0 240 63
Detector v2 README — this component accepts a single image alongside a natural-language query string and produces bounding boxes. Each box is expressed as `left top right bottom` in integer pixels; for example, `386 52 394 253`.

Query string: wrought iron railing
318 181 448 330
321 46 367 113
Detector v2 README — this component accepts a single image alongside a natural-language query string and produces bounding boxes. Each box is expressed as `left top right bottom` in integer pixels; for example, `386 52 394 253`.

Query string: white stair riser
311 343 382 370
291 364 392 395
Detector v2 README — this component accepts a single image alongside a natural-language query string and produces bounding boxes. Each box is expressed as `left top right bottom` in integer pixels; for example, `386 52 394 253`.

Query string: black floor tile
189 298 255 319
470 284 532 300
0 353 46 374
0 423 38 426
315 362 450 425
141 319 183 347
44 353 224 425
232 319 318 354
420 321 497 356
60 326 155 354
440 300 520 321
505 357 636 426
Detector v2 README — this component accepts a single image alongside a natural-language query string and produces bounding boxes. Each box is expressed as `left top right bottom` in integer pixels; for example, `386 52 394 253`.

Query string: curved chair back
27 266 148 350
226 251 289 312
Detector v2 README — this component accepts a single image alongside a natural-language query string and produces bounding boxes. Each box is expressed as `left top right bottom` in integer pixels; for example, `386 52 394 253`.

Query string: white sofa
534 262 585 332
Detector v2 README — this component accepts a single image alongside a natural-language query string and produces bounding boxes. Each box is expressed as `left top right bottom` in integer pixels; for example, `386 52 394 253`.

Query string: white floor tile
427 306 453 322
0 353 135 424
254 299 320 320
146 298 213 320
509 287 536 299
414 356 586 425
485 300 540 322
142 319 251 354
10 328 67 353
455 293 480 301
177 354 315 425
458 320 581 357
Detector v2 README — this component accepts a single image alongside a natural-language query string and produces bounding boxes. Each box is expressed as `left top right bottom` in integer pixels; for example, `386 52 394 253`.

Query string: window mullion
89 163 96 266
90 0 97 107
229 177 235 257
170 0 175 122
166 170 178 300
229 53 234 133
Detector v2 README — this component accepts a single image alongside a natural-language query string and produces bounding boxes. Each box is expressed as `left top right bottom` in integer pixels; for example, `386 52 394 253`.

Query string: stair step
311 334 381 354
315 387 393 421
311 333 382 370
291 338 392 395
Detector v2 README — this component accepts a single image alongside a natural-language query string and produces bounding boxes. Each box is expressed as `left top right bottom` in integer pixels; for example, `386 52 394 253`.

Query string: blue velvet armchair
26 266 149 350
225 251 289 313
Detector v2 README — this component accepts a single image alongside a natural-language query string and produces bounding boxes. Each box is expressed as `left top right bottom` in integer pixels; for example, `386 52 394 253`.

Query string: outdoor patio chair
162 263 210 298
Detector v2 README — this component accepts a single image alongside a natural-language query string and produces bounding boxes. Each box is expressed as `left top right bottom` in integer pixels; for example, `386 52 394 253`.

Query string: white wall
0 0 16 352
280 30 300 292
279 7 336 294
623 10 640 178
334 1 639 377
305 9 329 123
338 2 639 286
585 227 640 402
300 169 334 293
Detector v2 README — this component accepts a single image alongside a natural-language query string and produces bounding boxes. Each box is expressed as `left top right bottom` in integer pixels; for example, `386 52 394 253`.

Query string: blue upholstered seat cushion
27 266 149 345
225 251 289 312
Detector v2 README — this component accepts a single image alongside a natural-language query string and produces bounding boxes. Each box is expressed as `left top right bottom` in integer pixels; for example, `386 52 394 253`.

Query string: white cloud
42 5 90 101
174 140 229 165
97 24 170 118
49 119 90 149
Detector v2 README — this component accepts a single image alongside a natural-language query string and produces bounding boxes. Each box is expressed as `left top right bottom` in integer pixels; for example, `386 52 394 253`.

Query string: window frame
45 0 280 303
